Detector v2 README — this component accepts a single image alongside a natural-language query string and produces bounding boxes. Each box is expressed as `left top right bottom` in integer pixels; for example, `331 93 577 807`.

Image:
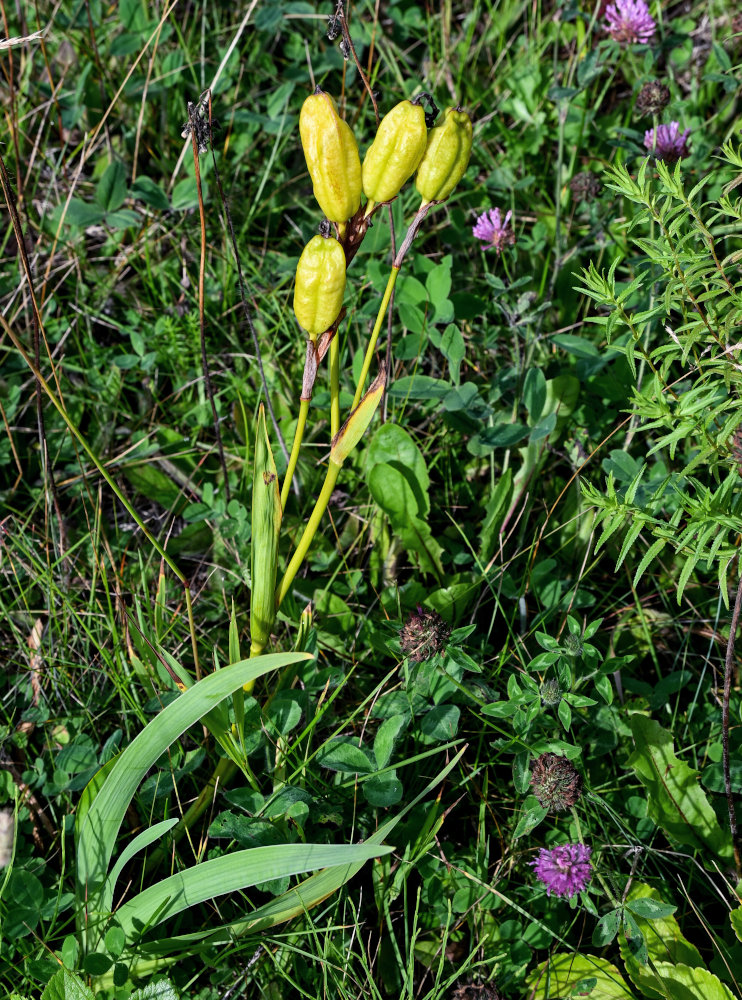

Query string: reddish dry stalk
723 570 742 874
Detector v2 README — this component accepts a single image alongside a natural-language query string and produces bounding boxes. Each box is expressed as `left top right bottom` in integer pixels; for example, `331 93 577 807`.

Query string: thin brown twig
723 566 742 874
186 93 231 504
0 149 67 568
204 99 290 467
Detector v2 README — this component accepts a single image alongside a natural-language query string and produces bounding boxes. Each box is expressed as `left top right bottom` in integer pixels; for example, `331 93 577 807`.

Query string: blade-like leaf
250 405 282 655
114 842 392 936
330 363 386 466
103 819 179 913
77 652 311 906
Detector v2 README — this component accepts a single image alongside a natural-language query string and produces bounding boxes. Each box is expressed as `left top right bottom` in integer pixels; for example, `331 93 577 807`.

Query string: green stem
570 806 620 908
352 266 399 410
280 397 310 510
330 332 340 439
275 460 342 610
0 315 201 681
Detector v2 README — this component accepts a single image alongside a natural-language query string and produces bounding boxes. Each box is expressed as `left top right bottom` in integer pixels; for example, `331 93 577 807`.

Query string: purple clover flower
530 843 593 898
643 122 691 162
472 208 516 254
604 0 656 45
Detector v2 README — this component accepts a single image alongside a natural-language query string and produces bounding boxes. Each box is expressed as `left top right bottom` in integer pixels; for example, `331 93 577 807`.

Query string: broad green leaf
526 953 636 999
123 462 183 510
619 883 702 999
731 907 742 943
363 772 403 807
250 405 282 655
130 981 179 1000
77 653 311 914
374 714 407 770
592 909 622 947
626 716 733 859
651 962 736 1000
41 970 95 1000
95 160 126 212
625 898 677 920
366 422 430 516
420 705 460 741
316 737 376 774
512 803 547 840
368 462 443 577
113 842 392 936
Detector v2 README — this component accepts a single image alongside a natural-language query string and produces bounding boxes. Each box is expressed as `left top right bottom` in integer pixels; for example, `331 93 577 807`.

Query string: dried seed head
635 80 671 116
399 607 450 662
530 753 583 812
540 678 562 707
569 170 601 202
450 983 502 1000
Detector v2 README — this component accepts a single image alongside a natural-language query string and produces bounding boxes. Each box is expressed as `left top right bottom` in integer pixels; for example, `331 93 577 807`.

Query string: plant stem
280 397 310 511
571 806 620 908
275 460 342 610
352 266 399 410
723 569 742 874
330 332 341 439
189 97 230 505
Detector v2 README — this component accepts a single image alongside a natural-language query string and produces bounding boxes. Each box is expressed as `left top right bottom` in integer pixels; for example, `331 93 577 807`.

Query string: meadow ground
1 1 742 997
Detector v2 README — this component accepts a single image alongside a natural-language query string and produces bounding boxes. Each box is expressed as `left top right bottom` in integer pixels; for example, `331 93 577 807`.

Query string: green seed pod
362 100 428 210
415 106 473 205
299 89 362 224
293 234 346 338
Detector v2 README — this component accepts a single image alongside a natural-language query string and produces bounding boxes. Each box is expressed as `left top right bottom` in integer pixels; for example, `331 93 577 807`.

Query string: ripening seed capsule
362 100 428 212
293 235 346 338
299 90 362 224
415 106 473 205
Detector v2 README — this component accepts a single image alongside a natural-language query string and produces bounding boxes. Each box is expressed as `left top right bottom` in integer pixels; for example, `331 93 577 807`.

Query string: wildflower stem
330 332 341 439
571 806 621 908
275 460 342 609
281 398 311 511
352 266 399 410
723 567 742 874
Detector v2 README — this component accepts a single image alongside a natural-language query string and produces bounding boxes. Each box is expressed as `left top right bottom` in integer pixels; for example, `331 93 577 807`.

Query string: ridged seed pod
362 100 428 210
299 90 362 224
415 107 473 205
293 234 346 338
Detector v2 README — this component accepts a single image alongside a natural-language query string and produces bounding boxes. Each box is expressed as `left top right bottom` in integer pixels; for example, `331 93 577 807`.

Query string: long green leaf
77 652 310 905
626 715 733 860
114 842 392 936
250 404 282 655
103 819 179 914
